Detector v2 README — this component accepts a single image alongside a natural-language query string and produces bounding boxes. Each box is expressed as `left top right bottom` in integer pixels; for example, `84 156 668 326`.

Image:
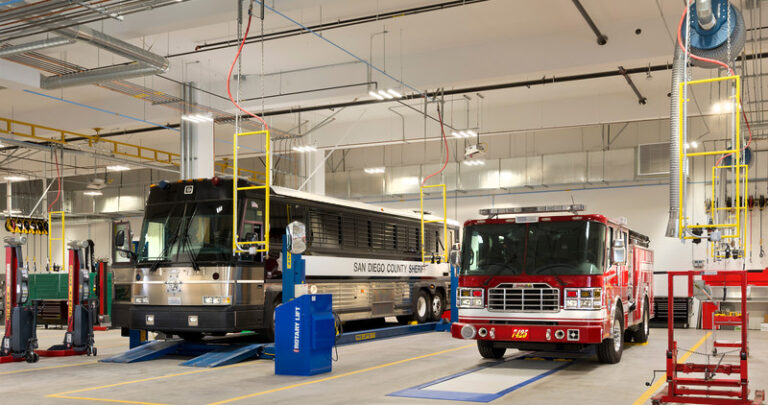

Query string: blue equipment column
274 294 334 376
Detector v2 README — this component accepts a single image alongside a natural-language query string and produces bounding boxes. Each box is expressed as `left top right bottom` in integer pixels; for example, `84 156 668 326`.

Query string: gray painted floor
0 326 766 404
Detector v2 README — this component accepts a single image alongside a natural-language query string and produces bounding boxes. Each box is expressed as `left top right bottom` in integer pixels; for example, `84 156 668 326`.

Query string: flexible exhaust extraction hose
666 0 746 238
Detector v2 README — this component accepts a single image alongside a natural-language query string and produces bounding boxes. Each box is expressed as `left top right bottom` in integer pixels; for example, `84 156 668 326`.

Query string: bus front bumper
122 305 265 333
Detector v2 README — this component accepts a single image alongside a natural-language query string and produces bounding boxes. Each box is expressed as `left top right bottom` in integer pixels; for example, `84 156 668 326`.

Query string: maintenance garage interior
0 1 767 404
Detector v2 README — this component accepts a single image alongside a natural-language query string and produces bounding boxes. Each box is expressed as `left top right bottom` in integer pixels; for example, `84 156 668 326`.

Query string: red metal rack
652 270 764 405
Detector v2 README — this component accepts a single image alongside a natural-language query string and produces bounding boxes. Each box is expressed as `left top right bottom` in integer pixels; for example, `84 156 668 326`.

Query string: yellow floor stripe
46 361 254 403
631 332 712 405
0 360 97 375
207 344 474 405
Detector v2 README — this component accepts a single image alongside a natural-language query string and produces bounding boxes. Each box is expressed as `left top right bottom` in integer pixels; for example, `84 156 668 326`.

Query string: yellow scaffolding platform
231 130 270 255
420 184 448 264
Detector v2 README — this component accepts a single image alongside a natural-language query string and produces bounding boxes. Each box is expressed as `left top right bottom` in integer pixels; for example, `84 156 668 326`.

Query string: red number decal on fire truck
511 329 529 339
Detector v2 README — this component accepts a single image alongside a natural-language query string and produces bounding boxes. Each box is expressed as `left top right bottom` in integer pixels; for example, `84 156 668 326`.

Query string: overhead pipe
571 0 607 45
0 36 74 57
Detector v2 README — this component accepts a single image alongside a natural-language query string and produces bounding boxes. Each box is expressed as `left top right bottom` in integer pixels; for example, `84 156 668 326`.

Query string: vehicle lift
651 270 764 405
0 236 39 363
37 240 97 357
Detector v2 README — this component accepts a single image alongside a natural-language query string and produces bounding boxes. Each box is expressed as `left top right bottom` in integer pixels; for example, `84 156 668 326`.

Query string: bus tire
632 299 650 343
429 290 445 322
413 289 431 323
477 340 505 359
597 307 624 364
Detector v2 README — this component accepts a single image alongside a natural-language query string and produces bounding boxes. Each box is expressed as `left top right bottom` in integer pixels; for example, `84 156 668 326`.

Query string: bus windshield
460 221 606 276
138 201 233 263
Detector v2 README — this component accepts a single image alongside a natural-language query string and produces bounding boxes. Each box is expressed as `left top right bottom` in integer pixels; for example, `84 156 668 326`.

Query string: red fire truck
450 205 653 364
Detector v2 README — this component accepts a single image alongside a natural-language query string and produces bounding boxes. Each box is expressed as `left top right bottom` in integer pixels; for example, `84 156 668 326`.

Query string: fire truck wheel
632 300 650 343
429 290 445 322
597 308 624 364
413 289 432 323
477 340 506 359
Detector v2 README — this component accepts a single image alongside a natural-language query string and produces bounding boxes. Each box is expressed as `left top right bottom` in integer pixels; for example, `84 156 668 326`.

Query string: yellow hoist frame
231 130 270 255
420 184 448 264
677 75 747 254
48 211 65 269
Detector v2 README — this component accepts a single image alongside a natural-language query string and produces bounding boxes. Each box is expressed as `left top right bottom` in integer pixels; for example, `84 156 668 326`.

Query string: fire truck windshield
137 201 233 264
461 221 606 276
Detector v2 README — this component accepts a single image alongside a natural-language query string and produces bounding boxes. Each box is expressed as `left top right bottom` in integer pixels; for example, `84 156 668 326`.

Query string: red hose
47 151 61 212
421 105 450 187
676 2 752 166
226 9 270 132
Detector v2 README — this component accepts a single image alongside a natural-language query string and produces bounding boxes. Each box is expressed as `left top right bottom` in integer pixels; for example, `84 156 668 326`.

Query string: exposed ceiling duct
0 36 74 58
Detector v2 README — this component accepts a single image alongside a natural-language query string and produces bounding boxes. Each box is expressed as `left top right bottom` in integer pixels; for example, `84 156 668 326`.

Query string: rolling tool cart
1 236 39 363
651 271 764 405
37 241 97 357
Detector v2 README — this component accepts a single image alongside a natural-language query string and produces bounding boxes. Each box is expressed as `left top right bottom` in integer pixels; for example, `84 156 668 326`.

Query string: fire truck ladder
420 184 447 264
231 130 270 255
47 211 65 270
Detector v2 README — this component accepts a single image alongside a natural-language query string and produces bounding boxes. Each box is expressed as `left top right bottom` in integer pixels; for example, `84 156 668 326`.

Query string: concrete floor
0 326 766 404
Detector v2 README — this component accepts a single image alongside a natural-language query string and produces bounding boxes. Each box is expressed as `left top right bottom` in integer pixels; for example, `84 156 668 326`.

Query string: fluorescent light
378 90 394 99
452 131 462 138
106 165 130 171
369 90 384 100
84 191 103 196
364 167 385 174
463 160 485 166
3 209 21 215
690 141 698 148
387 89 402 98
4 176 26 182
466 130 477 137
292 145 318 153
181 114 213 123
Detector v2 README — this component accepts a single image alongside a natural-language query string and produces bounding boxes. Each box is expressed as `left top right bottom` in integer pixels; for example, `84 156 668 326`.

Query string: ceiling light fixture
292 145 318 153
378 90 394 99
84 190 103 196
364 167 385 174
690 141 698 148
4 175 26 182
387 89 402 98
463 160 485 166
181 114 213 123
106 165 130 171
369 90 384 100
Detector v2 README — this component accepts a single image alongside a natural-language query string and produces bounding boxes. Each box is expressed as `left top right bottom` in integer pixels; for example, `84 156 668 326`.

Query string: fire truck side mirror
449 243 461 266
114 230 125 248
612 239 626 264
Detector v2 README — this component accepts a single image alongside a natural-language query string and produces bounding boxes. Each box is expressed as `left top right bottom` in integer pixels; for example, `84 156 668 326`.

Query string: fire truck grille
487 284 559 312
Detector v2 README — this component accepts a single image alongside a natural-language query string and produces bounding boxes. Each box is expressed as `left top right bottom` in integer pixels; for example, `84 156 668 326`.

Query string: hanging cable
676 2 753 167
47 148 61 212
227 2 270 133
421 102 449 187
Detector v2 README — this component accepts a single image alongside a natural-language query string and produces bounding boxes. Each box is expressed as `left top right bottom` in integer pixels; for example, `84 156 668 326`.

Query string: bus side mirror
612 239 626 264
449 243 461 266
114 230 125 247
286 221 307 255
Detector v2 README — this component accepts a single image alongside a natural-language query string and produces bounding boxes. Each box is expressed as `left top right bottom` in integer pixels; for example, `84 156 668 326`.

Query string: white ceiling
2 0 768 177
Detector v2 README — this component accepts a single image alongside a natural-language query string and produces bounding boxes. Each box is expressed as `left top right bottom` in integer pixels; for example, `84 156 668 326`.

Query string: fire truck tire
477 340 506 359
429 290 445 322
413 289 432 323
632 300 650 343
597 308 624 364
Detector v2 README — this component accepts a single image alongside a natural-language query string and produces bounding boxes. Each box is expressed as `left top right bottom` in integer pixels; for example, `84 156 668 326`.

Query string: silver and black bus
112 177 457 340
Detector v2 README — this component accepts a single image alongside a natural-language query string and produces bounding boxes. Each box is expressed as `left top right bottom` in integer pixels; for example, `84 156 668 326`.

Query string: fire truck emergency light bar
479 204 585 217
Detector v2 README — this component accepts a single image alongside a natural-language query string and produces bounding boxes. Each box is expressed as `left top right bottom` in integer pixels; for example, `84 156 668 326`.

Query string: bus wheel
413 289 432 323
597 308 624 364
429 290 445 322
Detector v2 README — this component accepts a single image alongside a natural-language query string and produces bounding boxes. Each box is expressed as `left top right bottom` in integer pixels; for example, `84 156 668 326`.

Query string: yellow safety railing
232 130 270 255
48 211 65 269
420 184 448 263
678 76 745 247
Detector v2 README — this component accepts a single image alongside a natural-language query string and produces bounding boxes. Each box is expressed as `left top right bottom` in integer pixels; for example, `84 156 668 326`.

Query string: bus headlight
564 288 602 310
134 296 149 304
457 288 484 308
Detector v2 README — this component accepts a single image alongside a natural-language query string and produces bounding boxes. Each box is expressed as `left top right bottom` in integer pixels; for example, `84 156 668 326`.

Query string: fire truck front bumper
451 321 604 345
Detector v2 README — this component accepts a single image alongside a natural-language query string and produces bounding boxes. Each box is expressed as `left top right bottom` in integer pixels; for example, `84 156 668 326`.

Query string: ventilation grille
637 142 670 176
